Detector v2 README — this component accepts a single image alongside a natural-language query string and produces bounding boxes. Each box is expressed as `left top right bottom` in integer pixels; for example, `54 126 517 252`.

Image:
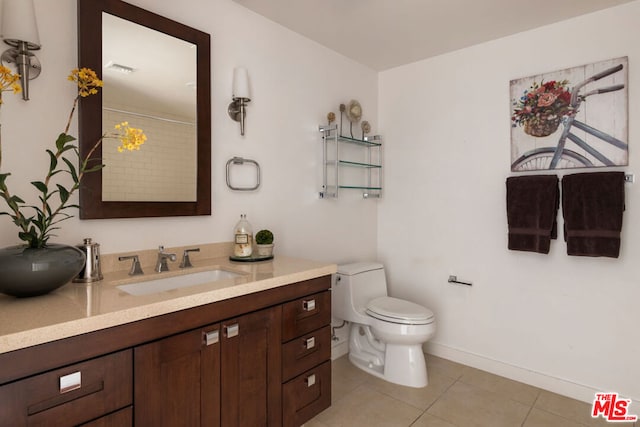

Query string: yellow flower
0 65 21 103
114 122 147 152
68 68 103 97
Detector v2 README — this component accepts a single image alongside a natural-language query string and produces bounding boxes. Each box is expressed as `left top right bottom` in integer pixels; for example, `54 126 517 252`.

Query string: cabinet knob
60 371 82 394
302 299 316 312
224 323 240 338
204 330 219 346
304 336 316 350
305 373 316 387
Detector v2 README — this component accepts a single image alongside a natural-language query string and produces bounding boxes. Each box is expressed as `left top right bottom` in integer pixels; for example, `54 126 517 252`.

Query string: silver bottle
73 238 104 283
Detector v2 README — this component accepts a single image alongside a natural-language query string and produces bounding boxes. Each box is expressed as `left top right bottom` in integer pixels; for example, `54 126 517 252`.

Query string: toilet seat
365 296 435 325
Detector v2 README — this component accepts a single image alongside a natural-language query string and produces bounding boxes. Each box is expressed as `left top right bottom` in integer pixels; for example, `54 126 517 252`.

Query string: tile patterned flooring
305 354 637 427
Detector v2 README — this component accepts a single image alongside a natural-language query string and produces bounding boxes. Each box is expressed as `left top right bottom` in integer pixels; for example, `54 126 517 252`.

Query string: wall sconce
0 0 41 101
227 67 251 136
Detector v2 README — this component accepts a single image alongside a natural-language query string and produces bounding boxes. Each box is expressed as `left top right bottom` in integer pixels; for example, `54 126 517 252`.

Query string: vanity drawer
282 325 331 382
282 360 331 427
0 349 132 427
79 406 132 426
282 290 331 342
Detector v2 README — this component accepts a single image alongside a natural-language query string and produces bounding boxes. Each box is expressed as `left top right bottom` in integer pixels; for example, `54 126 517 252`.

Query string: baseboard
331 341 348 360
425 342 639 406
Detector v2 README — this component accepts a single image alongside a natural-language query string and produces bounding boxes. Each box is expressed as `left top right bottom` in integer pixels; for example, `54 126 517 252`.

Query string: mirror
77 0 211 219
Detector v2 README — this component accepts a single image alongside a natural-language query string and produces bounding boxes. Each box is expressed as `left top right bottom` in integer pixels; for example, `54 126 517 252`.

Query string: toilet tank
333 262 388 322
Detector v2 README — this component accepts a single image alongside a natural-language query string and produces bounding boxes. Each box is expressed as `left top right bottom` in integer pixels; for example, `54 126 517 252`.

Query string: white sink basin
117 269 242 296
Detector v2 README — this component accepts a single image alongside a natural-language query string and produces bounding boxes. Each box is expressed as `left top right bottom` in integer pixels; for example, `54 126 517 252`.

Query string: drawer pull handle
302 299 316 311
224 323 239 338
204 330 219 346
59 371 81 394
305 374 316 387
304 337 316 350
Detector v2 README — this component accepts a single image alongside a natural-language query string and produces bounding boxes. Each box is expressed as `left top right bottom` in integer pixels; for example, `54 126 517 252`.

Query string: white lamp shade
232 67 250 100
1 0 40 48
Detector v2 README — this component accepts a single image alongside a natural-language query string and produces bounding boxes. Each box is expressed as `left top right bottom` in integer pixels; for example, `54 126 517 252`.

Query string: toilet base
348 324 429 388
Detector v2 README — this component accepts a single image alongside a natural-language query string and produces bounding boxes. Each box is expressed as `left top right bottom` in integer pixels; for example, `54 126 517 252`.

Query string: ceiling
233 0 635 71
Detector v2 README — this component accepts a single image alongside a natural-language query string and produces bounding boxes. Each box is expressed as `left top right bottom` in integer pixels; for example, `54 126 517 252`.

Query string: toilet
333 262 436 388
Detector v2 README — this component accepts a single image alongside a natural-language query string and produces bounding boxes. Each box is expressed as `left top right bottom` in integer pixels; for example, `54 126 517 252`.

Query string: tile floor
305 354 637 427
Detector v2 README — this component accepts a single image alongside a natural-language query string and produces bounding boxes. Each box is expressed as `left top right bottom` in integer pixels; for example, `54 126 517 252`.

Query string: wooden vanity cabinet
0 275 331 427
134 307 282 427
281 291 332 427
0 350 132 427
133 324 221 426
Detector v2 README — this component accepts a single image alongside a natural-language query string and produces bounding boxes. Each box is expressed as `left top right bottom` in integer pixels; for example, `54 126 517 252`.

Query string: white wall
0 0 379 264
378 2 640 404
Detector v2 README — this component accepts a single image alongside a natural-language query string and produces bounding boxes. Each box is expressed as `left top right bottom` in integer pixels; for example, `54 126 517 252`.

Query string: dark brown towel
562 172 625 258
506 175 559 254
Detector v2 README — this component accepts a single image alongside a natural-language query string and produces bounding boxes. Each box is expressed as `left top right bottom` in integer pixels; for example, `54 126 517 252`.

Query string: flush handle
302 299 316 311
304 336 316 350
224 323 239 338
305 374 316 387
204 330 219 346
60 371 81 394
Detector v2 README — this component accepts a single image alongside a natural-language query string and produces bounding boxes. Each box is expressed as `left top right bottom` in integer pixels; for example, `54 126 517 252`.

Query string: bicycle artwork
510 57 628 172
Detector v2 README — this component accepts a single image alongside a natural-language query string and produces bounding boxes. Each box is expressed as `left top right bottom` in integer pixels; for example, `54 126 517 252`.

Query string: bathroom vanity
0 244 335 426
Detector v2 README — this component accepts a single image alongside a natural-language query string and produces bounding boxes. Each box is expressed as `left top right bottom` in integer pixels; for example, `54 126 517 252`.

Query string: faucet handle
180 248 200 269
118 255 144 276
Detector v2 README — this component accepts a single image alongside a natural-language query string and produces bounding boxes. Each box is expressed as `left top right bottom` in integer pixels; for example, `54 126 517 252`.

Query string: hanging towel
562 171 625 258
506 175 559 254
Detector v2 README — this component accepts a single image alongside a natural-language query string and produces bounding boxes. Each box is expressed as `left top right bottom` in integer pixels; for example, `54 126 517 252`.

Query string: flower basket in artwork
512 80 575 138
523 115 561 137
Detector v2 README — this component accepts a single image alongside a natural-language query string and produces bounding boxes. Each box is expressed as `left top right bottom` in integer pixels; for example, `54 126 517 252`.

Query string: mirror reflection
102 13 197 202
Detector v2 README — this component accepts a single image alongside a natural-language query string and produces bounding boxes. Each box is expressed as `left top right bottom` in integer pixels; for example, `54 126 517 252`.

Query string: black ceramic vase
0 244 86 297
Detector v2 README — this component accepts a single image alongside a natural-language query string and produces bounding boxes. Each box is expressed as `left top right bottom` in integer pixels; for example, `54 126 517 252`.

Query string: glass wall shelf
318 125 383 199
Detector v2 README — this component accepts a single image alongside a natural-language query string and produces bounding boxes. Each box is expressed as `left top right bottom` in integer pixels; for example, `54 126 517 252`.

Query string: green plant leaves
55 132 76 151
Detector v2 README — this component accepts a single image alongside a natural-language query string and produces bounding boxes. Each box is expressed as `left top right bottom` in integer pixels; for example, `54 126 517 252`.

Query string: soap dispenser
233 214 253 257
73 238 104 282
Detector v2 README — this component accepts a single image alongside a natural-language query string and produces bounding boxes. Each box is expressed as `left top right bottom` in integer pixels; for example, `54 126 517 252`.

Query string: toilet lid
365 297 435 325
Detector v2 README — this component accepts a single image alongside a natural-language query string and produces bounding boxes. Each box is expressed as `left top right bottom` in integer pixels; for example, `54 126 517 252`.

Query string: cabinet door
134 324 221 427
221 306 282 427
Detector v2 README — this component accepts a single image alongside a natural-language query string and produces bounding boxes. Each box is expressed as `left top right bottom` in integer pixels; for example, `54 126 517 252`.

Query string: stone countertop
0 242 336 354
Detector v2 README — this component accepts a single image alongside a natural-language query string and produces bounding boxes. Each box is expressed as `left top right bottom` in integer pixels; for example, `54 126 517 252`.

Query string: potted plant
0 67 146 297
255 229 274 257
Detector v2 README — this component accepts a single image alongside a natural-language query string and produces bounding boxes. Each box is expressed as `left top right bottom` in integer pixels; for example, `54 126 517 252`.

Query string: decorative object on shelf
339 103 345 136
0 0 41 101
255 229 274 257
346 99 362 138
233 214 253 257
510 57 628 172
0 244 85 297
0 67 146 297
228 67 251 136
327 112 335 126
361 120 371 140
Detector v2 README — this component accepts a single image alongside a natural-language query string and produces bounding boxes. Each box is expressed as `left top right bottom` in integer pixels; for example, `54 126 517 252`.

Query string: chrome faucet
119 254 144 276
179 248 200 269
155 246 177 272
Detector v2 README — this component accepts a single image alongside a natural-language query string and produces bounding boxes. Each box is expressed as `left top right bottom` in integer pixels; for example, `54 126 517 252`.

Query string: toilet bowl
333 262 436 388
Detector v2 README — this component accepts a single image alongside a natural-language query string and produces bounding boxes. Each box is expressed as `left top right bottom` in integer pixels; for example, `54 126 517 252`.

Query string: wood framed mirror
77 0 211 219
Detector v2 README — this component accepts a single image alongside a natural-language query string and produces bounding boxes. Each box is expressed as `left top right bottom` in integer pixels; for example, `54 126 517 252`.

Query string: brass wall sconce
0 0 41 101
227 67 250 136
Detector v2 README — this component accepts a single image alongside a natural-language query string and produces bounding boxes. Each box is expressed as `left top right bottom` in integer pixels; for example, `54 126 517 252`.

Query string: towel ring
226 157 261 191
